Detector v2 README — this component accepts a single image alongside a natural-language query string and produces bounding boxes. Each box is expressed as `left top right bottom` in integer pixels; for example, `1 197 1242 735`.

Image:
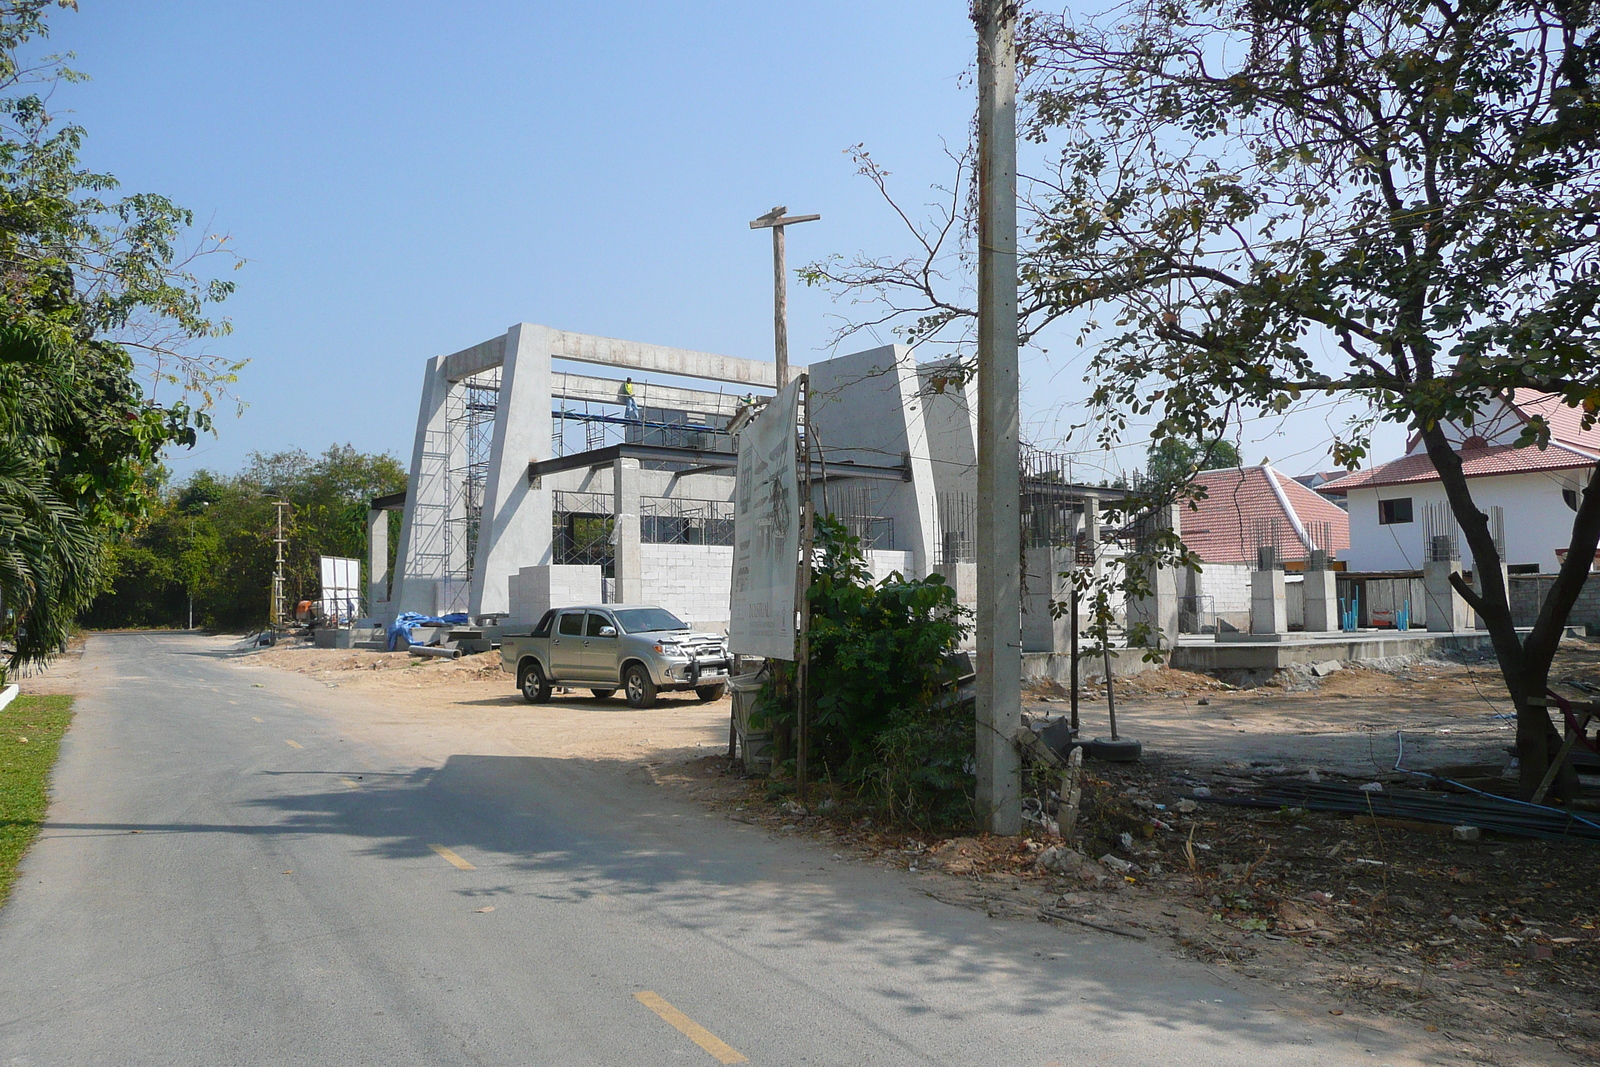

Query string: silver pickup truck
499 604 730 708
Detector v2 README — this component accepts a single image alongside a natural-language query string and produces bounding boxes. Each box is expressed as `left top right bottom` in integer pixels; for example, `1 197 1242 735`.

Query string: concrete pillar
1126 503 1180 651
613 456 642 604
1424 557 1471 632
1082 502 1102 580
1022 545 1073 653
1251 569 1287 634
469 323 554 616
1303 568 1338 632
366 509 388 616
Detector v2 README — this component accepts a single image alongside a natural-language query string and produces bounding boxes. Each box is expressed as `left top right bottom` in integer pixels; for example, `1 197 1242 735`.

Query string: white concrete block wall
1193 562 1252 626
507 564 602 627
639 544 735 632
866 550 915 583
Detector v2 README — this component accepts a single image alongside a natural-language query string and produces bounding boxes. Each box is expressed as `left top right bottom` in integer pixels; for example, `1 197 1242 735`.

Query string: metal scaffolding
640 497 735 546
444 367 501 583
551 490 615 573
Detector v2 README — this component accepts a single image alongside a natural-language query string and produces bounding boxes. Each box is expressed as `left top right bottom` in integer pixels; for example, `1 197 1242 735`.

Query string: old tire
1084 736 1142 762
519 661 553 704
695 683 726 702
590 688 616 700
623 663 657 709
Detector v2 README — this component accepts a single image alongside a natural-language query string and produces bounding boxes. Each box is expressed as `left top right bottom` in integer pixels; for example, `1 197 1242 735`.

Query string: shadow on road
40 751 1416 1060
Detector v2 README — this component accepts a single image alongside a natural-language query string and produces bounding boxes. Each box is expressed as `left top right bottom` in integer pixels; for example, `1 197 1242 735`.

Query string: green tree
807 0 1600 799
0 2 238 665
84 446 406 632
1016 0 1600 798
1145 437 1241 490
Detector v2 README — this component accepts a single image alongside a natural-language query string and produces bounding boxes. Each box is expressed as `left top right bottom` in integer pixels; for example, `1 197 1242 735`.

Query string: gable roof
1181 465 1351 563
1321 440 1599 494
1334 392 1600 495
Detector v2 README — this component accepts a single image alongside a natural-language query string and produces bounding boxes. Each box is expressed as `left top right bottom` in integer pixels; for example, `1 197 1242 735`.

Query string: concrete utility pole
749 206 820 386
973 0 1022 835
270 500 290 628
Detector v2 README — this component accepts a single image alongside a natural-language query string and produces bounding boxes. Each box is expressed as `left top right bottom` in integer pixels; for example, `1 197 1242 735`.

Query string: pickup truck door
549 611 588 679
582 612 620 682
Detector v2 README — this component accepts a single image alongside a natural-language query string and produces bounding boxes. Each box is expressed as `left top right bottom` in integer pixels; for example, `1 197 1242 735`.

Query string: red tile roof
1320 440 1597 493
1511 390 1600 450
1181 466 1351 563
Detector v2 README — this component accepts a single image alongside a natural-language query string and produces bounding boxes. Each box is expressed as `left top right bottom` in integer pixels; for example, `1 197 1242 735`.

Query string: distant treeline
83 446 405 632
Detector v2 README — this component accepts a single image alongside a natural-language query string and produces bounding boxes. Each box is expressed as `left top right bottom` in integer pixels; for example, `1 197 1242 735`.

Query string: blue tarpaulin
387 611 469 651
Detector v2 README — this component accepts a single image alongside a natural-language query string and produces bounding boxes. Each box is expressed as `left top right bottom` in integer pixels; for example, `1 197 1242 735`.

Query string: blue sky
43 1 1399 480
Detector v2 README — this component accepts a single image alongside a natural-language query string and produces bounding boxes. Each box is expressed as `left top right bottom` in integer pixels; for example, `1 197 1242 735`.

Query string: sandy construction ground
222 638 735 763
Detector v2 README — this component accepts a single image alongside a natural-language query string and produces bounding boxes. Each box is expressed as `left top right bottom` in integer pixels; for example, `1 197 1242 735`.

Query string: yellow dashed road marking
339 778 361 789
427 844 475 870
633 991 748 1064
251 716 262 722
284 739 303 749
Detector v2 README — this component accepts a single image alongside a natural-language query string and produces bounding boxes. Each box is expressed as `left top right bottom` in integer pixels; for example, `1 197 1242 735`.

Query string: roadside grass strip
0 695 73 907
633 991 748 1064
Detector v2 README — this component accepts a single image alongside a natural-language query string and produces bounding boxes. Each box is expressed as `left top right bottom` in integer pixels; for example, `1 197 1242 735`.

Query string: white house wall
1345 472 1581 572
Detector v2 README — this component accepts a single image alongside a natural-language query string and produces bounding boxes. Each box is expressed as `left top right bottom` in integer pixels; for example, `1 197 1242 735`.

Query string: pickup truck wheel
519 662 553 704
695 683 726 702
623 664 657 709
589 688 616 700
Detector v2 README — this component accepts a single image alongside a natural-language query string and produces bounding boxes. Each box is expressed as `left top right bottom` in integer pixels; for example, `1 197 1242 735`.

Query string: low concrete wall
1510 572 1600 631
1022 647 1166 685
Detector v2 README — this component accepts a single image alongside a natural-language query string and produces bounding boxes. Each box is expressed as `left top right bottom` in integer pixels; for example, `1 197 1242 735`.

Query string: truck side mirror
599 626 617 638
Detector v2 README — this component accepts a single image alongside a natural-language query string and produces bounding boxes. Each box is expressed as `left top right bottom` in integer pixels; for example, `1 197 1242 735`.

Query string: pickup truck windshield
613 607 687 634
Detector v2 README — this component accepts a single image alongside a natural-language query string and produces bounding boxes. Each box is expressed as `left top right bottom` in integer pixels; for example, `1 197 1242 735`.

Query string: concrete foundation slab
1172 630 1494 672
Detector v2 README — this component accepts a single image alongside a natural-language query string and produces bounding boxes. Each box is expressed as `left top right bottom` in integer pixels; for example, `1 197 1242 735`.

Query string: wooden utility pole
749 205 820 387
973 0 1022 835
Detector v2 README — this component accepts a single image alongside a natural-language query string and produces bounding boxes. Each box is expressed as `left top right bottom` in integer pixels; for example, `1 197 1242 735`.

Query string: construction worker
622 377 639 421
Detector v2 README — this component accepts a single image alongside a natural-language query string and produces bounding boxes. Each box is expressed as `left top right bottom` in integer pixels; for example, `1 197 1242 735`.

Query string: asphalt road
0 634 1424 1066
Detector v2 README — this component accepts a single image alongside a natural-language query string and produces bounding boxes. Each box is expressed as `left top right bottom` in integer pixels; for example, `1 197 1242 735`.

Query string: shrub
755 515 972 828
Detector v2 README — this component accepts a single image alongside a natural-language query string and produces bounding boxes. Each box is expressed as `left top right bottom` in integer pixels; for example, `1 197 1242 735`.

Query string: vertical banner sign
729 379 803 659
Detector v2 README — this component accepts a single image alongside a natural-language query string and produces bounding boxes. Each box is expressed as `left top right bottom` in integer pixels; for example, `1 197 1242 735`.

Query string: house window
1378 497 1413 525
1564 488 1580 512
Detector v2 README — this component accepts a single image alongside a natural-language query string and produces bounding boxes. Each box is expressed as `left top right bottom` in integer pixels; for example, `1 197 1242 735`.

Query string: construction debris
1199 780 1600 842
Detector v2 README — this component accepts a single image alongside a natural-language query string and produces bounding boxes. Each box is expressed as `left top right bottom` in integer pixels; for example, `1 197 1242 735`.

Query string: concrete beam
441 335 508 383
440 324 795 389
551 372 757 418
551 329 790 387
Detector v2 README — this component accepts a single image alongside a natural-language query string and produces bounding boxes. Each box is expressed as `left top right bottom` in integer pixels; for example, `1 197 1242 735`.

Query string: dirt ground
226 638 734 761
648 647 1600 1067
38 632 1600 1066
